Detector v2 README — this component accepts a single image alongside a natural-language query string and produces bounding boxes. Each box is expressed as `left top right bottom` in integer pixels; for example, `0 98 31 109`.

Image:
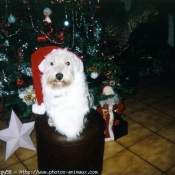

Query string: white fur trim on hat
32 102 46 115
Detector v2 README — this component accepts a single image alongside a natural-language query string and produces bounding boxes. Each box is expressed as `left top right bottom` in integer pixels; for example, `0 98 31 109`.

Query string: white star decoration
0 110 36 160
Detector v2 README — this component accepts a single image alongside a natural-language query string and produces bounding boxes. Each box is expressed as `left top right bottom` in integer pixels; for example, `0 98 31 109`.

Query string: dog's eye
66 62 70 66
50 62 54 66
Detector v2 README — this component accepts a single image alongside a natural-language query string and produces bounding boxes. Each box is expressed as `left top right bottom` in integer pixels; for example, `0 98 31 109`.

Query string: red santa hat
31 46 59 106
101 84 114 95
31 46 83 108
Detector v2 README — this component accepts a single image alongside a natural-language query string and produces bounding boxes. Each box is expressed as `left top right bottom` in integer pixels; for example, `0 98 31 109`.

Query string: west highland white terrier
32 47 91 139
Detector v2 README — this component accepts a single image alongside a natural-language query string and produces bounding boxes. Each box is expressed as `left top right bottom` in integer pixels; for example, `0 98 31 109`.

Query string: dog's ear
38 59 45 72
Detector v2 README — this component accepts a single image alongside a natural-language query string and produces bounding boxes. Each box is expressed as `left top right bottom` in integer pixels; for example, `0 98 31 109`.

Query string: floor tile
23 156 38 171
157 121 175 143
15 148 37 162
166 165 175 175
102 149 162 175
103 141 125 160
128 107 173 132
116 118 153 147
150 76 175 96
0 74 175 175
153 97 175 118
135 76 153 90
2 163 27 175
133 87 166 105
123 98 147 116
129 134 175 172
15 131 37 161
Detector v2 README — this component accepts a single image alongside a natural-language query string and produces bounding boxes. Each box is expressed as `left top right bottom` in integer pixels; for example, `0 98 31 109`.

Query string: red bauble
57 27 66 42
16 79 25 86
37 33 47 43
57 31 65 41
102 41 108 46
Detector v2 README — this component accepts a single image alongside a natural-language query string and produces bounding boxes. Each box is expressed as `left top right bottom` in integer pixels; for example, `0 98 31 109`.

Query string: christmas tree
1 0 161 118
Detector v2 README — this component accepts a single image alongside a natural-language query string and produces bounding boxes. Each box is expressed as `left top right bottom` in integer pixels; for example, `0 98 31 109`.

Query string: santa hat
101 84 114 95
31 46 59 106
31 46 83 114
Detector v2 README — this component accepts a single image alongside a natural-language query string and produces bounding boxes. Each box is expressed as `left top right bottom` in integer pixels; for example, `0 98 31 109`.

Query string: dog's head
39 49 83 89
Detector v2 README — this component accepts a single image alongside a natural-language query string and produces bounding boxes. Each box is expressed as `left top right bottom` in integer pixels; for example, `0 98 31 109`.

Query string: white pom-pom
32 102 46 115
90 72 99 79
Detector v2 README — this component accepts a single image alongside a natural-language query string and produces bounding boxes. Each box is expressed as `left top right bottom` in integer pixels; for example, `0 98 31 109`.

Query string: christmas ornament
8 14 16 24
0 110 36 160
90 72 99 79
22 43 29 49
37 32 47 43
95 2 101 9
64 20 69 26
88 66 101 74
3 40 9 47
31 15 62 45
0 53 8 62
57 27 66 41
42 8 54 38
43 21 54 37
109 79 120 87
108 55 115 61
16 79 25 86
43 8 52 23
105 70 112 79
97 85 127 141
19 85 36 105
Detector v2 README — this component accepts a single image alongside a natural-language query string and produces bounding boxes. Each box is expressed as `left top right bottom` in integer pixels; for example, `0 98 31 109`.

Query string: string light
75 11 84 28
64 4 69 26
1 0 100 49
88 0 94 16
5 30 21 38
69 10 75 49
2 0 8 26
0 0 20 37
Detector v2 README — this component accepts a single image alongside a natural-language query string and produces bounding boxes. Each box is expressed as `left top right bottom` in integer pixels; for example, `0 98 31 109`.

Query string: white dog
32 48 91 139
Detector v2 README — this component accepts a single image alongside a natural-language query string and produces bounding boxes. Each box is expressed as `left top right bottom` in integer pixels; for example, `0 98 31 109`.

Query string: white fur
39 49 90 139
32 102 46 115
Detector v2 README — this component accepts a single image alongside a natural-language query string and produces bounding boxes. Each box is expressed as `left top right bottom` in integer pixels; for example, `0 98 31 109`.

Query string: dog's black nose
56 73 63 81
